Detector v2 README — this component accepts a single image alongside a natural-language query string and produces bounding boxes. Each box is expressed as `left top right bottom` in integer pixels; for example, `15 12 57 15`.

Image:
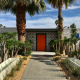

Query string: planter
0 58 19 80
65 58 80 76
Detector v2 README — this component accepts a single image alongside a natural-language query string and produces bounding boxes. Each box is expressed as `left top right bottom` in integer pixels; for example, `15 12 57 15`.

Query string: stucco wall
26 31 58 51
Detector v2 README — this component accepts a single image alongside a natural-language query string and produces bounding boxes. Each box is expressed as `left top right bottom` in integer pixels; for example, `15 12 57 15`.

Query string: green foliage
70 23 77 39
55 20 59 25
58 31 62 36
55 50 59 53
10 68 14 77
23 50 32 56
49 40 54 47
0 0 46 16
54 39 59 44
3 76 9 80
16 58 23 71
47 0 76 9
72 68 78 76
72 51 77 57
22 56 27 60
54 57 60 61
55 49 61 56
63 58 79 77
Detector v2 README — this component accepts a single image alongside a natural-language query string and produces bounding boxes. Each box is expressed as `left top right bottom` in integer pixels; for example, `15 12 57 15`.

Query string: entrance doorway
37 35 46 51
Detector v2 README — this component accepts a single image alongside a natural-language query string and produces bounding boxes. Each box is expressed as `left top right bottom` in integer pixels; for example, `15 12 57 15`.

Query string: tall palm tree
0 0 46 43
47 0 76 54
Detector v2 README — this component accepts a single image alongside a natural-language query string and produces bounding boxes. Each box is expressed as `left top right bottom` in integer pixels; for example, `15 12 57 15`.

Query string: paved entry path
21 52 67 80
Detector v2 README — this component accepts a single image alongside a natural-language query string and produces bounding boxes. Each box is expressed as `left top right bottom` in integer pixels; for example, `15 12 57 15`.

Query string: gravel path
21 55 67 80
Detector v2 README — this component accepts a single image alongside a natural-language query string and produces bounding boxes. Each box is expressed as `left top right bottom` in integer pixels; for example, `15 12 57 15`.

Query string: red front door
37 35 45 51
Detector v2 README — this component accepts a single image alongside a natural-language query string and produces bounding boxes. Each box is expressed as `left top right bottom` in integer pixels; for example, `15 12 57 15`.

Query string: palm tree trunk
58 0 63 54
16 1 26 43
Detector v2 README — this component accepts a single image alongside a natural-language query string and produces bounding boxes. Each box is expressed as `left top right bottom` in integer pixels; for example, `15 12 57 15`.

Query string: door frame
36 33 46 51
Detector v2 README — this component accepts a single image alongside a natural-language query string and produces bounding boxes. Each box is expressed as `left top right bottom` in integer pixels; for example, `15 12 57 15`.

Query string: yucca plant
54 39 59 50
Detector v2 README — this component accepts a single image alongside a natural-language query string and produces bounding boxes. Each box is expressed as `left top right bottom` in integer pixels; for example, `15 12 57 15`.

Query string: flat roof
26 29 58 32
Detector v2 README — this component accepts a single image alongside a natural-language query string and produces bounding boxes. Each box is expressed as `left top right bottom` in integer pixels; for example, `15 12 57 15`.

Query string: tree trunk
63 46 65 56
3 42 6 61
1 43 3 62
16 1 27 43
24 48 26 52
15 49 19 57
5 49 9 60
69 47 72 57
75 43 76 52
72 43 74 50
58 0 63 54
68 42 69 57
11 48 14 57
58 36 60 52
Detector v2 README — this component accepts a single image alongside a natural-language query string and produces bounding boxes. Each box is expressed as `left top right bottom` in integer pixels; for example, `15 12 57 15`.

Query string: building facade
0 28 80 51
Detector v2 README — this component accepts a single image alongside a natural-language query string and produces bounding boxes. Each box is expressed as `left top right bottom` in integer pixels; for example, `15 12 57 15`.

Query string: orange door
37 35 45 51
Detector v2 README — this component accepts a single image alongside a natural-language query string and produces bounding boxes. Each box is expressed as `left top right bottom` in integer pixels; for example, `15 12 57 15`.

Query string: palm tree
47 0 76 54
0 0 46 43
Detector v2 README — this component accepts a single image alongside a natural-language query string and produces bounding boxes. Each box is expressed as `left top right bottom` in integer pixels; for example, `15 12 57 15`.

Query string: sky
0 0 80 29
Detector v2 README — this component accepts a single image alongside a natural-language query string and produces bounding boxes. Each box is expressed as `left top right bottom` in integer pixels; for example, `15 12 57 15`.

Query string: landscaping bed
52 55 80 80
3 55 31 80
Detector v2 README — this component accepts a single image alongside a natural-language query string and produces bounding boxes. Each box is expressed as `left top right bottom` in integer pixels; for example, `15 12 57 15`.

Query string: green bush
54 57 60 61
49 40 54 47
16 58 23 71
10 68 14 77
3 76 9 80
22 56 27 60
72 51 77 57
55 50 59 53
55 50 60 56
72 68 78 76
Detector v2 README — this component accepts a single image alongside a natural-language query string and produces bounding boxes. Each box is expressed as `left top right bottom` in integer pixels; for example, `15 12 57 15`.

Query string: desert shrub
16 58 23 71
72 51 77 57
10 68 14 77
54 57 60 61
55 50 61 56
3 76 9 80
22 56 27 60
72 68 78 76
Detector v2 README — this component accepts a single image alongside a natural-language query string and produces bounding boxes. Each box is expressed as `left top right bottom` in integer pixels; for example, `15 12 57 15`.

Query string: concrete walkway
21 52 66 80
